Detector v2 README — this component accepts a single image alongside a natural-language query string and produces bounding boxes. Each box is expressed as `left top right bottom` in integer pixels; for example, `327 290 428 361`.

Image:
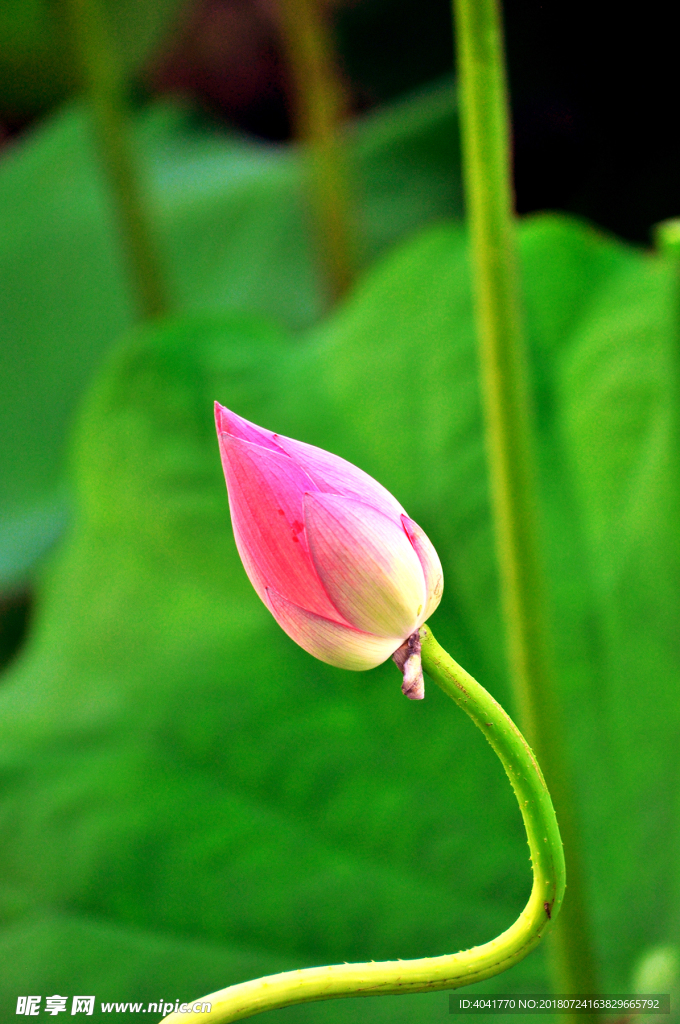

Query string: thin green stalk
452 0 597 996
654 219 680 460
278 0 355 303
161 624 564 1023
67 0 169 319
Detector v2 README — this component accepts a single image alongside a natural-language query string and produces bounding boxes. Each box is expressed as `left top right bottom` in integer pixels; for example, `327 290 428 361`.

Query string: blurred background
1 0 679 1019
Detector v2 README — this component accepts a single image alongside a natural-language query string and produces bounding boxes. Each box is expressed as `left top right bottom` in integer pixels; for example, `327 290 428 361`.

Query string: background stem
67 0 169 320
452 0 598 996
277 0 355 303
654 219 680 471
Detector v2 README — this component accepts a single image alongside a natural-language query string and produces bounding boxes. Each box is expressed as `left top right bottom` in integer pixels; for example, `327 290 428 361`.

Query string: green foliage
0 212 677 1017
0 0 187 118
0 80 461 589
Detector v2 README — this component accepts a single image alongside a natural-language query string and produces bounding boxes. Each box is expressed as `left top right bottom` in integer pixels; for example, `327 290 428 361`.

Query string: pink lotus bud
215 404 443 698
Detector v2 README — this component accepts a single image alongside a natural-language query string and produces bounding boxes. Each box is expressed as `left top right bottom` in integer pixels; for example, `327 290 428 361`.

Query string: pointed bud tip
214 401 228 433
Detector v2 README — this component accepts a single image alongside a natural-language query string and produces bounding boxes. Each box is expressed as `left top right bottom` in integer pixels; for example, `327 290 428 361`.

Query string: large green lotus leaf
0 212 676 1016
0 79 460 589
283 213 679 980
277 212 679 983
0 314 537 1021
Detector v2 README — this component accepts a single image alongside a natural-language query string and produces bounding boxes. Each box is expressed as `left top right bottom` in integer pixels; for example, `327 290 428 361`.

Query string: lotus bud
215 404 443 698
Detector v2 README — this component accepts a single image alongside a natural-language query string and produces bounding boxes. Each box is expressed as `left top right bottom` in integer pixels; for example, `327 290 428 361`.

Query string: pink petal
401 516 444 623
304 493 427 639
215 403 287 456
267 435 406 520
215 405 406 520
266 588 403 671
218 432 341 621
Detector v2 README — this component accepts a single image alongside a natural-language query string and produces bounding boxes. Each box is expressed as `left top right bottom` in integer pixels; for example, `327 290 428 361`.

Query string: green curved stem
161 625 565 1023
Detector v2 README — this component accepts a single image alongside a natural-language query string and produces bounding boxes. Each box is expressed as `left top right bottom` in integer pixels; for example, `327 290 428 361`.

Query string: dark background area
341 0 679 244
153 0 679 245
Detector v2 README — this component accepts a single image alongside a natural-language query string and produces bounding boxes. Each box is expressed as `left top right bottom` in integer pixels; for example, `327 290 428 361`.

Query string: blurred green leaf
0 0 188 118
0 212 677 1016
0 79 460 589
283 213 679 983
0 916 456 1021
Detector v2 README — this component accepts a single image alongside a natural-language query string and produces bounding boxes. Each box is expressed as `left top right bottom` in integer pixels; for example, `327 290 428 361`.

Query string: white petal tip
266 587 402 672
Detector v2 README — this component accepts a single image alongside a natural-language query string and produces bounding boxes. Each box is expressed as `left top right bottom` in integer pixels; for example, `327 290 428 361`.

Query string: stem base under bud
392 632 424 699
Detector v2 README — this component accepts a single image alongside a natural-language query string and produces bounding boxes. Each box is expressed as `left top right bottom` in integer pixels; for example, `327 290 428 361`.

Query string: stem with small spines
160 624 565 1023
